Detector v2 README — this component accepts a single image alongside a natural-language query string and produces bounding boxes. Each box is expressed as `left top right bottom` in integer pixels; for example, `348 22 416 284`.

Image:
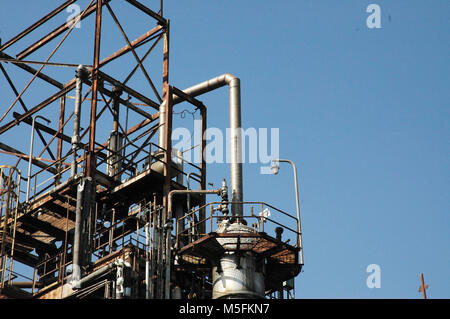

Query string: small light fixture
271 161 280 175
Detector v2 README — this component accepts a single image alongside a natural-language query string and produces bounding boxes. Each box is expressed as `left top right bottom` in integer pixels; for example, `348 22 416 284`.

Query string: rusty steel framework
0 0 302 299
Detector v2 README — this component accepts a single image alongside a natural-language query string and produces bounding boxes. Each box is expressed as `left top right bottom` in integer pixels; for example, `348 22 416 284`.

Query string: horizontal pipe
78 263 115 288
10 281 44 288
167 189 221 220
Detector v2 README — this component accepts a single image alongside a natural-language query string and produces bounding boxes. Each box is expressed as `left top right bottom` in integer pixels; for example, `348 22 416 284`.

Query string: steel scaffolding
0 0 302 299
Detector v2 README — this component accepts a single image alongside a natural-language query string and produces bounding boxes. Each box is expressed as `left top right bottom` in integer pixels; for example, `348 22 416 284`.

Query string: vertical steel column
87 0 103 178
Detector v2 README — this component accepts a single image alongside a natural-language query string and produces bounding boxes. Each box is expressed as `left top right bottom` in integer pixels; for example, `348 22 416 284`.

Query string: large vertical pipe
71 65 85 177
72 178 85 289
158 73 243 216
72 176 93 289
227 76 243 216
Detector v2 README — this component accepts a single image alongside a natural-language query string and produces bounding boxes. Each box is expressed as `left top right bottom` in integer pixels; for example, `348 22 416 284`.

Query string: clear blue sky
0 0 448 298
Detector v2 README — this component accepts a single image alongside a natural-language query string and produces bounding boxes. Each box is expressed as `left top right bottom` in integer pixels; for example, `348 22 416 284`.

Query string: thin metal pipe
26 115 51 202
272 159 303 265
186 172 201 214
159 73 243 216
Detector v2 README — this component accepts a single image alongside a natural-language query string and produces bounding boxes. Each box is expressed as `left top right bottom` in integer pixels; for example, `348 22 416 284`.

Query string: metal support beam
99 25 163 68
0 52 63 89
125 0 167 26
0 0 77 53
0 79 76 135
0 142 57 174
87 0 103 179
16 0 110 60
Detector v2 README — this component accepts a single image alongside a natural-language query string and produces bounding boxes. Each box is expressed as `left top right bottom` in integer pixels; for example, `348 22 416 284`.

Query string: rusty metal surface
0 0 302 299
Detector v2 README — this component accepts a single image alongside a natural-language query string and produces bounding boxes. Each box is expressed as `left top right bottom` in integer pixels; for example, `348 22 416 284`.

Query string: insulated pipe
78 262 115 288
72 178 85 289
159 73 243 216
71 65 85 177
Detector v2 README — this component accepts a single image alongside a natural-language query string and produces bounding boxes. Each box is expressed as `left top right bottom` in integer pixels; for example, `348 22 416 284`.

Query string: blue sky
0 1 449 298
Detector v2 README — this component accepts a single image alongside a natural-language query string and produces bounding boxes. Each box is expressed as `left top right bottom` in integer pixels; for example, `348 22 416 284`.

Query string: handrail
175 201 301 250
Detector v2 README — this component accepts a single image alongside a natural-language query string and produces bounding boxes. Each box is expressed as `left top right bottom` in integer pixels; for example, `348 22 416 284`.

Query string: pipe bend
159 72 243 216
223 72 238 84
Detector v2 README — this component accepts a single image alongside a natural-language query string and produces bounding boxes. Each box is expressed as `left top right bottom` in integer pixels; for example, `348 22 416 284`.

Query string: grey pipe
78 262 115 288
72 178 85 289
71 65 86 177
272 159 304 265
159 73 243 216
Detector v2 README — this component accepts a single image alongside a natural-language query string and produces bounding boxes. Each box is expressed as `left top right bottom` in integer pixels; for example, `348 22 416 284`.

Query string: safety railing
175 201 301 250
31 245 72 294
92 202 149 259
94 126 202 189
0 165 21 289
26 148 87 203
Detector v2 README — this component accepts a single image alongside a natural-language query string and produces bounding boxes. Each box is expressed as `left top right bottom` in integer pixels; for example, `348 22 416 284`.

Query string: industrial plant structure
0 0 302 299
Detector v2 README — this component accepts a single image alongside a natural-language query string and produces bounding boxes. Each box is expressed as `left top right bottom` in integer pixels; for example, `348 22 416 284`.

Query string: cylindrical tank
106 130 124 181
212 220 265 299
146 149 183 178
